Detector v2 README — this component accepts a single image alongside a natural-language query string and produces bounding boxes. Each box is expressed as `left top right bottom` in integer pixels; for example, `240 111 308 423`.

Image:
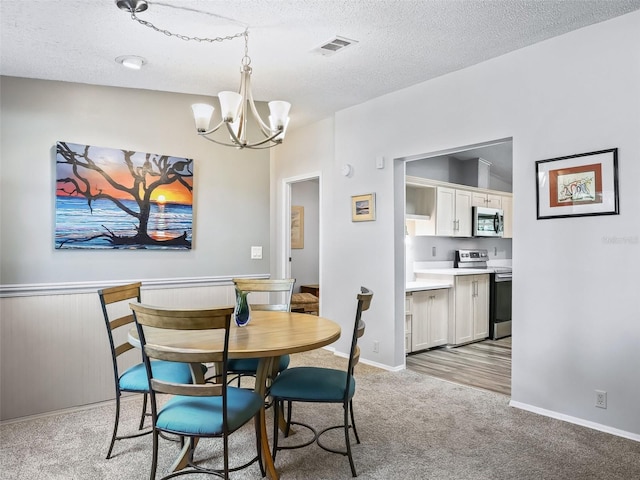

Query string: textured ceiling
2 0 640 129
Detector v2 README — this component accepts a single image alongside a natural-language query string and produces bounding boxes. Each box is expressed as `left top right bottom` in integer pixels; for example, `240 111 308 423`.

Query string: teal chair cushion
119 361 206 391
228 355 290 375
156 387 263 435
269 367 355 402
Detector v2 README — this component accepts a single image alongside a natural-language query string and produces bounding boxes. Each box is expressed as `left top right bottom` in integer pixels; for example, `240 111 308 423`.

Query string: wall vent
313 36 358 56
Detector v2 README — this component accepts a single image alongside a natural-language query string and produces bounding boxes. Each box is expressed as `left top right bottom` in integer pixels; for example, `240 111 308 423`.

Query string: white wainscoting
0 278 262 421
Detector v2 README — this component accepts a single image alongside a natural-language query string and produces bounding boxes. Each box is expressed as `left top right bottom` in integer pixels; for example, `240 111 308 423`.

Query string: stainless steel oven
490 268 512 339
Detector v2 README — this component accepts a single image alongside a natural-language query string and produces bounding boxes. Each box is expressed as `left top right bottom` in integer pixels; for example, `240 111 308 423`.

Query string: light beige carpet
2 349 639 479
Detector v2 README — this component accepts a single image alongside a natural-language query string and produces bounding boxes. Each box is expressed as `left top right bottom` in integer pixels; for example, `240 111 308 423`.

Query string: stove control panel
454 249 489 268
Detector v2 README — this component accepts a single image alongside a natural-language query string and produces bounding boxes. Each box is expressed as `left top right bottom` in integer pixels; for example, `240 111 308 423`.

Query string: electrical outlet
250 246 262 259
373 341 379 353
595 390 607 409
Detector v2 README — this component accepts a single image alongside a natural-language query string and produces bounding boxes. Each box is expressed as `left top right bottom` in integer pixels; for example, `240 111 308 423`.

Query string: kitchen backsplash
405 235 512 281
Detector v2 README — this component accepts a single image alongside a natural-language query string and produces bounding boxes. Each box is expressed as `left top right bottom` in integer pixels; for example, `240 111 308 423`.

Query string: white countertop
406 281 453 292
413 267 494 276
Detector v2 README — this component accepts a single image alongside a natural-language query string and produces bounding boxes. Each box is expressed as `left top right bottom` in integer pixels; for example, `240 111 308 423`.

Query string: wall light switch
375 155 385 169
251 246 263 260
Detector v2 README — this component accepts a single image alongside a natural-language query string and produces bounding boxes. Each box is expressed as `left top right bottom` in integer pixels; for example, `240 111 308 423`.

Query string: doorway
401 138 513 395
283 175 321 298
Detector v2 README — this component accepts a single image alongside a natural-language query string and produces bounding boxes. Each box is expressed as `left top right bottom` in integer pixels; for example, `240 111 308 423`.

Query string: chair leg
343 403 357 477
223 435 230 480
106 392 121 459
272 399 280 461
138 392 148 430
150 429 159 480
255 414 266 477
349 399 360 444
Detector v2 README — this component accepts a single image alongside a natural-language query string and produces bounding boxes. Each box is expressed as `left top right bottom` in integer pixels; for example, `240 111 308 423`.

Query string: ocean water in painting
55 196 192 249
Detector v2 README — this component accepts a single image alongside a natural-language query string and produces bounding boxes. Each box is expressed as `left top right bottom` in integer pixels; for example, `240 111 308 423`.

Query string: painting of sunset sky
55 141 193 250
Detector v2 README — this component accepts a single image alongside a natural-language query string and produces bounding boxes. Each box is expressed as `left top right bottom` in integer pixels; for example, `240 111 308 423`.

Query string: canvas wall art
55 141 194 249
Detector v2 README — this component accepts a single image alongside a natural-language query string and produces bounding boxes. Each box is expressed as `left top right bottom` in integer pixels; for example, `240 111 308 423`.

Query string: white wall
0 78 271 286
274 11 640 438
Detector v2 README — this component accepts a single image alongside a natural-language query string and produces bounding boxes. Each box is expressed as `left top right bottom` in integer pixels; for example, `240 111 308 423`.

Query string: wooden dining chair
227 278 296 386
129 303 264 480
98 283 204 459
269 286 373 477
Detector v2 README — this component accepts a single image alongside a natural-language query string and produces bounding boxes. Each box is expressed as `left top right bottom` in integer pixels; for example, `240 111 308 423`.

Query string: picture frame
55 141 193 249
535 148 619 220
291 205 304 249
351 193 376 222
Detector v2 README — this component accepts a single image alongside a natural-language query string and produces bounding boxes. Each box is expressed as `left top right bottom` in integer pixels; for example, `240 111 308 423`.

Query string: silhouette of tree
56 141 193 248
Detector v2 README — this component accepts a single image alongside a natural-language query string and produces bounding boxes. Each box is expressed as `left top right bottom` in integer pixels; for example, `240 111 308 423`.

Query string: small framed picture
351 193 376 222
290 205 304 249
535 148 619 220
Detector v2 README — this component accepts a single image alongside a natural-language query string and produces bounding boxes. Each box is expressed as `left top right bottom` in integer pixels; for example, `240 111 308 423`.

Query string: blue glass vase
234 288 251 327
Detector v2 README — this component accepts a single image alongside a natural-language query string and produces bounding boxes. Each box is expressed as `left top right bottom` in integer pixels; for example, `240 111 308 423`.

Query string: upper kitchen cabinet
471 192 503 209
406 184 436 236
436 186 472 237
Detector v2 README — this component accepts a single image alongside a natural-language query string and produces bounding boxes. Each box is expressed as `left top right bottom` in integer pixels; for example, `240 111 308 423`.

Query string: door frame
281 172 322 293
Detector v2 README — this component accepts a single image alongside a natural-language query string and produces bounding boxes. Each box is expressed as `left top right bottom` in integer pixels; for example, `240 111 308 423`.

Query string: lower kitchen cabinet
410 289 449 352
450 274 489 345
405 293 412 353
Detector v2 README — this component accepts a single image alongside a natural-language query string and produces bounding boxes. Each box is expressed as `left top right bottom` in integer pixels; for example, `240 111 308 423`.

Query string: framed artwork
55 141 193 249
291 205 304 249
535 148 619 220
351 193 376 222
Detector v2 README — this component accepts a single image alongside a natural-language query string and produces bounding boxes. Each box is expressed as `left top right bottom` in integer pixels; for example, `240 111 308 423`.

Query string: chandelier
116 0 291 150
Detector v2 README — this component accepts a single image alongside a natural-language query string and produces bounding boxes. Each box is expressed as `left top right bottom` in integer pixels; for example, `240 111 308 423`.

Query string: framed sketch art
351 193 376 222
291 205 304 249
535 148 619 220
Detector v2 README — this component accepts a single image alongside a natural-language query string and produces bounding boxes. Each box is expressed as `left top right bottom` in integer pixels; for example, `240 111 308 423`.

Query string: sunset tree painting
55 141 193 249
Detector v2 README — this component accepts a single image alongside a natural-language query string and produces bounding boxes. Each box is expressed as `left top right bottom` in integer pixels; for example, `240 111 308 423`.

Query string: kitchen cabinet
450 274 489 345
406 184 436 236
405 293 412 353
471 192 502 209
409 289 449 352
501 194 513 238
436 187 472 237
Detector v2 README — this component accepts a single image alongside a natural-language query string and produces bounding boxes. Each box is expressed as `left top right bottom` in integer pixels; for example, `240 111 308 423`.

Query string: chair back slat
233 278 295 312
100 282 143 305
110 314 134 330
114 342 134 357
143 345 224 365
129 303 233 330
150 380 223 397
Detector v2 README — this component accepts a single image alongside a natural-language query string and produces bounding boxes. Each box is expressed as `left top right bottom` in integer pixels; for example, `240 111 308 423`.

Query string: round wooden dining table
128 310 341 480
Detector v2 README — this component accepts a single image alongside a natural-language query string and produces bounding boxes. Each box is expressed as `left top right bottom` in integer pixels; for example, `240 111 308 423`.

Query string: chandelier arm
244 76 273 137
198 118 227 136
198 129 282 149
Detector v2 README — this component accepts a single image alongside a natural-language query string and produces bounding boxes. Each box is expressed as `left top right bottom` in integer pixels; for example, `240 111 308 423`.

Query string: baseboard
509 400 640 442
332 349 402 372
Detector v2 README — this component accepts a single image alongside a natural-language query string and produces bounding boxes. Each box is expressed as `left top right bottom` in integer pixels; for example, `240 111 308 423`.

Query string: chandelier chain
128 10 246 43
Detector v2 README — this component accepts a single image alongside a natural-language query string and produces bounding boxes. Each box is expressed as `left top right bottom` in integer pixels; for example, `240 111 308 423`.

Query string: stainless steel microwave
473 206 504 237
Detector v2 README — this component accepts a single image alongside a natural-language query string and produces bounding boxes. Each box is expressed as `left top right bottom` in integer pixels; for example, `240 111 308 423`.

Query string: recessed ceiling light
115 55 147 70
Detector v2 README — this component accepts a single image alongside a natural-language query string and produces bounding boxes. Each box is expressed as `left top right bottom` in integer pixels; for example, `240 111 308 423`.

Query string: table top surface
128 310 341 359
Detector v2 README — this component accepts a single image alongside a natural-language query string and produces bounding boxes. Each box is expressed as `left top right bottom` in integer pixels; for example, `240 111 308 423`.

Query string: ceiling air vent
313 36 358 56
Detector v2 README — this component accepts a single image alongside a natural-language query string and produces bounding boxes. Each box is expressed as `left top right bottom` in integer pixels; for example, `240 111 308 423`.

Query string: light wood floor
406 337 512 396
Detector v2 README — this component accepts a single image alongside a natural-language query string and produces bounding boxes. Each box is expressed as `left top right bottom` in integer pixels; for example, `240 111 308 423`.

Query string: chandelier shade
191 59 292 149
